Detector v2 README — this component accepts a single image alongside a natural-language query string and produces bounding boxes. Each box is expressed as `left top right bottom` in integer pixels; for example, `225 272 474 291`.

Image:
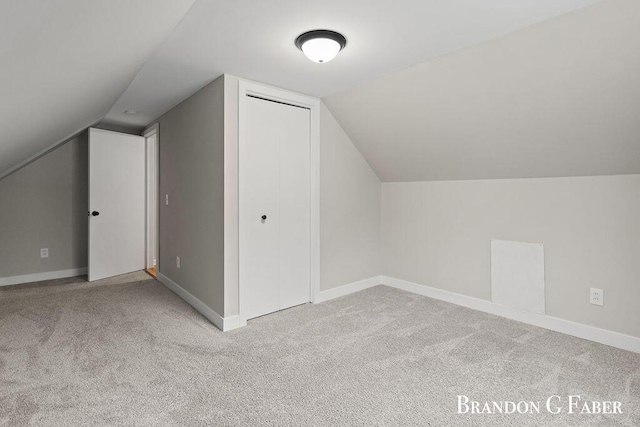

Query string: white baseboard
222 315 244 331
156 272 241 332
153 271 640 352
0 268 87 287
382 276 640 354
316 276 383 303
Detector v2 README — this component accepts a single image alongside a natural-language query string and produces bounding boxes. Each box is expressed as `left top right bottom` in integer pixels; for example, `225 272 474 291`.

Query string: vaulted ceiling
0 0 196 177
103 0 603 129
324 0 640 181
3 0 633 182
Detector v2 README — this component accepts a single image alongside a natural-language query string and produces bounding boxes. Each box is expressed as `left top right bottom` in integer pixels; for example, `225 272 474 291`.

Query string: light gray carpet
1 273 639 426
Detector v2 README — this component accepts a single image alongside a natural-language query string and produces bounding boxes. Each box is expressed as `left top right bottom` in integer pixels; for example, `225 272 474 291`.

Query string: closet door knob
261 215 267 220
92 211 100 216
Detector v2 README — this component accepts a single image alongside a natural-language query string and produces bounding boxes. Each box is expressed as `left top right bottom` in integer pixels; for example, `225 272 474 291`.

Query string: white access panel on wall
240 95 311 320
88 128 145 281
491 239 545 314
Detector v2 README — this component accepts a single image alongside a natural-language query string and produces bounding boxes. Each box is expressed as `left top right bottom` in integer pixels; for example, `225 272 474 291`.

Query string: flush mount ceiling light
295 30 346 63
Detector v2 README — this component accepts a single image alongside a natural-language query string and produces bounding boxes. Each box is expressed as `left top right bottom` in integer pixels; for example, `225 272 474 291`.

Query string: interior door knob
92 211 100 216
261 215 267 220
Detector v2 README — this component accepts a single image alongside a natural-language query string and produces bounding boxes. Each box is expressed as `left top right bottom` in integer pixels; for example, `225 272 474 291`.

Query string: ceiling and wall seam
4 0 623 182
101 0 603 129
323 0 640 182
0 0 197 179
0 122 98 182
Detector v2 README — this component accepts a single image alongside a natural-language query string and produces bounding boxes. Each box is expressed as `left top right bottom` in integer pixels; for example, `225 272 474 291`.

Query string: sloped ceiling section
324 0 640 182
103 0 602 129
0 0 195 177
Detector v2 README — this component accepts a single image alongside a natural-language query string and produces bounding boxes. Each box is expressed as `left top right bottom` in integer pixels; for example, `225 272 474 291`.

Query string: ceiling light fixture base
295 29 347 63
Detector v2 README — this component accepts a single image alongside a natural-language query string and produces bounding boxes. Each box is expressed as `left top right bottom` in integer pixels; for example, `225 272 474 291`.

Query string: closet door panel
240 95 311 321
278 106 311 310
240 97 280 319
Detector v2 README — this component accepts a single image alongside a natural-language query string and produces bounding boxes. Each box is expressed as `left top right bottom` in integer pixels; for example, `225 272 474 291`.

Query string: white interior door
240 96 311 320
88 128 145 281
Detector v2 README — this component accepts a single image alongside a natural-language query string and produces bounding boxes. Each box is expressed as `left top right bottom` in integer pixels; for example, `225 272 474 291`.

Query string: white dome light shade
295 30 347 63
301 38 341 63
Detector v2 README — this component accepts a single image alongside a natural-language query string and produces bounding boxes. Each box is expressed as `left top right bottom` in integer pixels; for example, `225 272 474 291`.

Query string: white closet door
240 96 310 320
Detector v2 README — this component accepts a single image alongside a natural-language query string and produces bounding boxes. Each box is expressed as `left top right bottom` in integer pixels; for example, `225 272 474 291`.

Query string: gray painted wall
320 102 382 290
382 175 640 338
156 76 225 315
0 134 88 279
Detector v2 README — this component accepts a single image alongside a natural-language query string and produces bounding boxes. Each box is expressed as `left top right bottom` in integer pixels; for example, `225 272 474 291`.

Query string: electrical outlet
176 256 180 269
165 194 169 205
40 248 49 258
590 288 604 306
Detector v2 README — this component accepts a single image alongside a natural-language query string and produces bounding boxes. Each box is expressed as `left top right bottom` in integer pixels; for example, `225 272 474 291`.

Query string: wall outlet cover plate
590 288 604 306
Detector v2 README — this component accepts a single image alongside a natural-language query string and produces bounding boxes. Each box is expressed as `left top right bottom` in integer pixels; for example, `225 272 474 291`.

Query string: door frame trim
238 80 320 325
142 124 159 271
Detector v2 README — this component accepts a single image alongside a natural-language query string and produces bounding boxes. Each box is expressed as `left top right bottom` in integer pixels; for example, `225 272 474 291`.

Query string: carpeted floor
1 273 639 426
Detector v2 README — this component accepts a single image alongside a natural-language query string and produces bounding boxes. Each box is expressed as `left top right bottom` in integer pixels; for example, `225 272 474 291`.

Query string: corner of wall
319 101 383 292
222 73 240 318
155 78 225 316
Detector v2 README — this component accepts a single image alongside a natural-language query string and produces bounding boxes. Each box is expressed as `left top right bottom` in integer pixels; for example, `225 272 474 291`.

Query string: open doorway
143 124 159 277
